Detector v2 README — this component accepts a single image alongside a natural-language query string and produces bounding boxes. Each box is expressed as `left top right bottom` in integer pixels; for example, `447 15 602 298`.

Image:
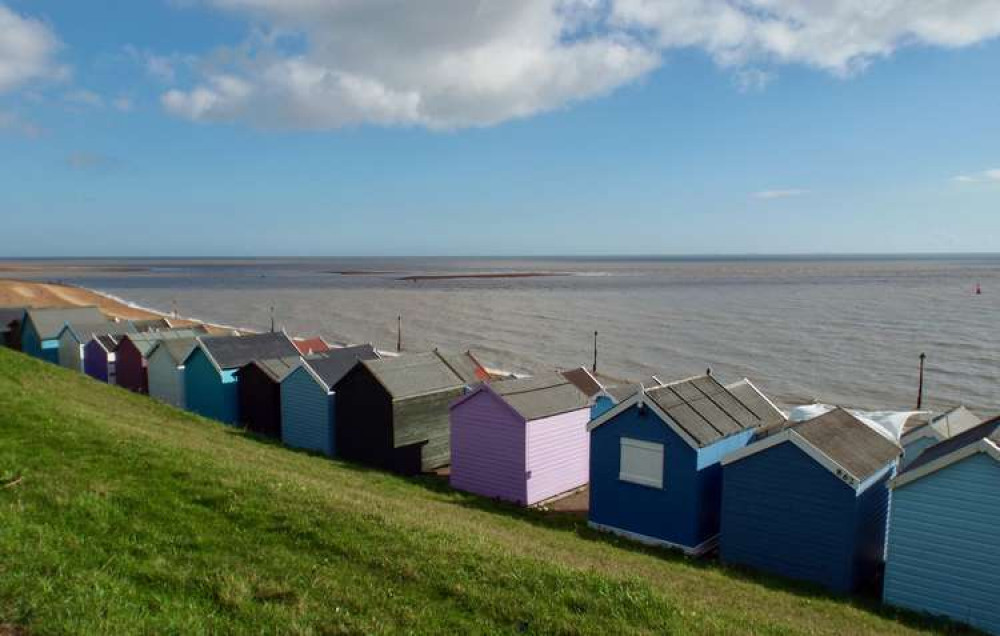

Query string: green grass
0 347 972 635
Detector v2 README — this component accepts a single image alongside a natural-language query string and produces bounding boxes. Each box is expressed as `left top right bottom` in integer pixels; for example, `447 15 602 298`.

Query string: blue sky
1 0 999 257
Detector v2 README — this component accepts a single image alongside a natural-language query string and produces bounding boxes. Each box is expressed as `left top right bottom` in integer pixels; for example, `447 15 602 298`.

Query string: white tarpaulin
788 403 927 443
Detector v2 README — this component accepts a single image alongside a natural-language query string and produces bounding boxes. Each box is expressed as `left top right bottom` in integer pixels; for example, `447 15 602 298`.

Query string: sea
11 255 1000 413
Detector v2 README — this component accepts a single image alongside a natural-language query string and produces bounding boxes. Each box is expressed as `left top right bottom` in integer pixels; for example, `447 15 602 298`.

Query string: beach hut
57 320 134 372
292 337 331 356
236 356 301 439
83 334 124 383
586 375 783 555
898 406 981 469
0 306 26 350
279 344 380 455
146 337 200 409
333 351 474 474
20 306 106 363
883 416 1000 634
593 377 667 419
450 373 592 505
116 328 207 394
719 408 901 594
183 332 299 425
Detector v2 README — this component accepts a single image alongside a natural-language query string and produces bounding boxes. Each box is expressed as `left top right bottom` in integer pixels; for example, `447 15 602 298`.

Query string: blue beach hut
183 332 298 425
884 416 1000 635
20 306 106 364
720 408 901 594
280 344 380 456
586 375 784 555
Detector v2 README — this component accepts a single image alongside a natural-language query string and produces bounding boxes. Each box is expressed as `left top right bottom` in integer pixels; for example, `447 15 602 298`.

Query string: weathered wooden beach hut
116 328 207 394
236 356 301 439
883 416 1000 634
20 306 106 363
57 321 134 372
0 306 26 350
450 373 592 505
183 332 299 424
146 337 200 408
898 405 981 469
586 375 783 554
719 408 901 593
83 334 124 383
334 351 476 474
279 344 380 455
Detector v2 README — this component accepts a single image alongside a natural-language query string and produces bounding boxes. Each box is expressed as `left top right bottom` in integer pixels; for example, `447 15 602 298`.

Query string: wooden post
397 315 402 353
592 331 598 374
916 352 926 410
270 306 275 333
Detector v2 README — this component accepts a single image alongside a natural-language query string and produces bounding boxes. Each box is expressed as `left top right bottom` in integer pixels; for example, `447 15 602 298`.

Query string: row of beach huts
1 304 997 634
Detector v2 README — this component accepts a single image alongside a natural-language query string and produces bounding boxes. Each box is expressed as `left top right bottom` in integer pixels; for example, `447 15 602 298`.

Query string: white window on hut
619 437 664 489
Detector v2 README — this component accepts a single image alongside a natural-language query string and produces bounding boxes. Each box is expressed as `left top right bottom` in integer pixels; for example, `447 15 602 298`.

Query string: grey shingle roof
26 306 106 339
435 350 488 384
242 356 302 383
94 334 124 352
725 379 786 428
561 367 604 398
791 408 901 481
131 318 173 332
492 373 591 421
197 332 299 370
63 321 135 343
153 337 200 365
901 415 1000 475
645 375 772 447
303 344 379 389
362 352 466 400
124 328 209 357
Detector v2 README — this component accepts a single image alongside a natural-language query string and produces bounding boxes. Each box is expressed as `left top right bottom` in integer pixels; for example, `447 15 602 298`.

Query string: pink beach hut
449 373 592 506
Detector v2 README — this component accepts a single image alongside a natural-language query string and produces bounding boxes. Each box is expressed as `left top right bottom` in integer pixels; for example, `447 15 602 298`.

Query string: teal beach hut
884 416 1000 634
20 306 106 364
183 332 298 425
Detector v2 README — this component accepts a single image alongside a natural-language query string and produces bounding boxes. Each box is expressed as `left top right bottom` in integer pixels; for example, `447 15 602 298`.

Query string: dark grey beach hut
334 351 477 474
0 307 26 350
236 356 301 439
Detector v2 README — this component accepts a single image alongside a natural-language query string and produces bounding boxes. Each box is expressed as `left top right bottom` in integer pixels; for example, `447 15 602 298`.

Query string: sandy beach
0 277 229 333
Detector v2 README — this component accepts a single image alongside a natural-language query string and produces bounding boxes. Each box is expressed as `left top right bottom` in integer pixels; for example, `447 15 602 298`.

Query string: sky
1 0 999 257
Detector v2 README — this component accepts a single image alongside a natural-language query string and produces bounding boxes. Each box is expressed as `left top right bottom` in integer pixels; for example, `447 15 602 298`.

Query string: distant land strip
398 272 563 281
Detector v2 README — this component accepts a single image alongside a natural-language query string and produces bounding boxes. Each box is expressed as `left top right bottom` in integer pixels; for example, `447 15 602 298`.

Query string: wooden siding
393 388 465 473
115 338 148 393
20 320 54 363
184 348 238 424
335 365 395 470
238 364 282 439
147 347 185 408
720 442 890 594
83 340 110 383
588 405 706 550
280 366 334 456
450 390 528 504
525 407 591 505
58 331 84 372
884 453 1000 634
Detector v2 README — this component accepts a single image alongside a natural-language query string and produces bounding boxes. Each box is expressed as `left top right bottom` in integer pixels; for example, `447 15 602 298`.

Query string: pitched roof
26 306 106 339
644 375 774 447
241 356 302 383
561 367 604 398
901 415 1000 476
604 384 642 403
131 318 173 332
0 307 26 333
790 408 901 481
292 337 330 355
301 344 380 390
489 373 592 420
435 350 490 384
150 337 200 365
193 332 299 370
725 379 786 428
360 352 466 400
94 334 124 353
61 320 135 343
901 406 981 445
123 328 210 357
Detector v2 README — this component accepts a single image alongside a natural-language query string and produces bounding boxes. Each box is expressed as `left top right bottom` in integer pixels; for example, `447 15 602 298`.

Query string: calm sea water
16 256 1000 413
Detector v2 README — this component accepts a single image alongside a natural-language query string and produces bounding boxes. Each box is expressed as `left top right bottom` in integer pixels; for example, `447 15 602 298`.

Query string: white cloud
753 189 809 200
65 88 104 108
0 3 65 93
160 0 1000 130
953 168 1000 183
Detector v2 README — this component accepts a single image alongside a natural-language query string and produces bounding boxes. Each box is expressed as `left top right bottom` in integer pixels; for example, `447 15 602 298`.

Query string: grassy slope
0 348 966 635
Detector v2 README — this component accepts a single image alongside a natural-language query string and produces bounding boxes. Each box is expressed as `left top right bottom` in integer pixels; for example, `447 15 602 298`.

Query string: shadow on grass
225 428 979 635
